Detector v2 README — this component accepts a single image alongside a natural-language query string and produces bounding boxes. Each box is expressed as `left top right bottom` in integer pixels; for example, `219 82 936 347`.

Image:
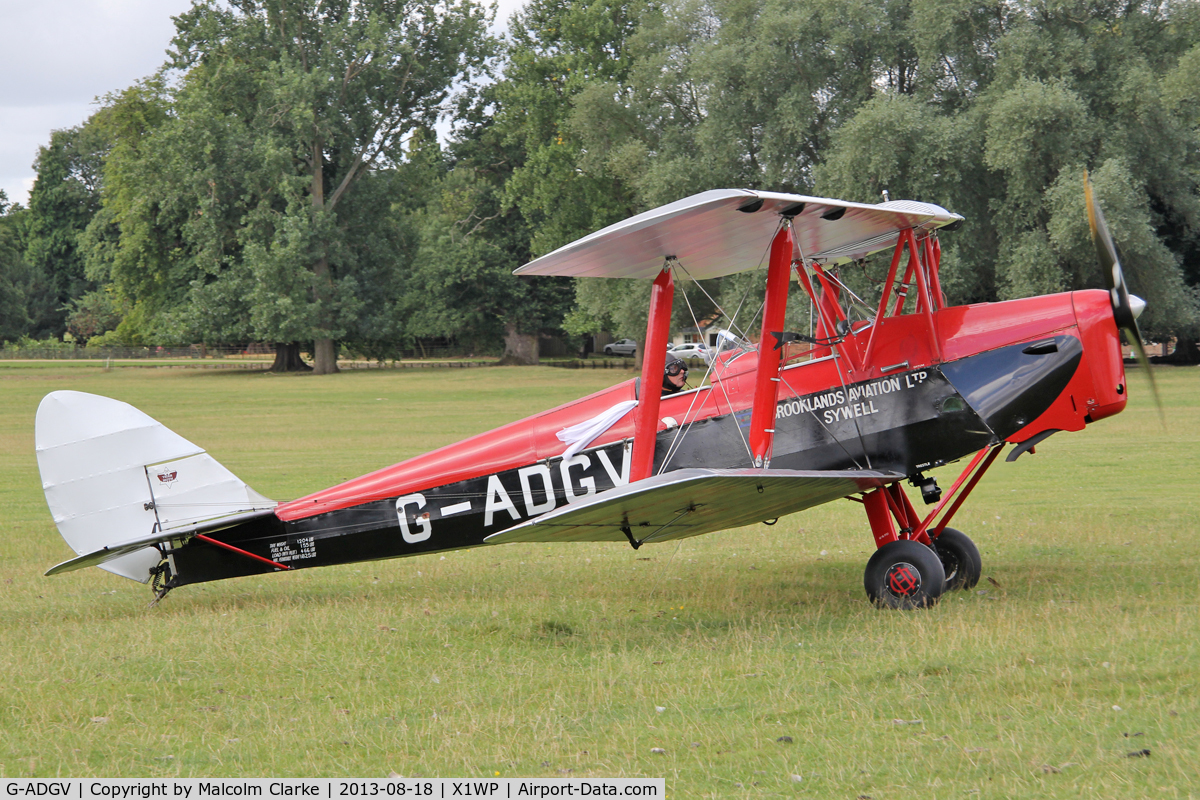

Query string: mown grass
0 362 1196 797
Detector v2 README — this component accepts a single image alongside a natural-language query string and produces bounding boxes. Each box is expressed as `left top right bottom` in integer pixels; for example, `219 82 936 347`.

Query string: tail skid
36 391 276 582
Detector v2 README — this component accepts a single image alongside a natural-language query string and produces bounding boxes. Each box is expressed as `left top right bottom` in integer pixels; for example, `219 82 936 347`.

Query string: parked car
668 343 711 362
603 338 638 356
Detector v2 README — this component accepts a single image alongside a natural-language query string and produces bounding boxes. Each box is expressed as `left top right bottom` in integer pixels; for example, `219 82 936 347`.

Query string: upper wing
513 189 962 280
485 468 901 545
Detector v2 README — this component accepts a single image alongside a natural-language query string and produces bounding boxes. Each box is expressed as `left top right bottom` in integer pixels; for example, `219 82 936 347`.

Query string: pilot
662 353 689 395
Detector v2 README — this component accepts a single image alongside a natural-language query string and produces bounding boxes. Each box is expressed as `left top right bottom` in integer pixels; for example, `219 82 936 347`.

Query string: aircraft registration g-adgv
36 176 1149 608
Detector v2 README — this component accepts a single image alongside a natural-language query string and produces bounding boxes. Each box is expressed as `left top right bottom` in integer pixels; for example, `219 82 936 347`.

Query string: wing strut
747 224 794 466
630 265 676 481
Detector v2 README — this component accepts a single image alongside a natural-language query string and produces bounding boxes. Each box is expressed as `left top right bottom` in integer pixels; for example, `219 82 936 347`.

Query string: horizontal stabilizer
485 468 901 545
36 391 275 583
43 508 276 576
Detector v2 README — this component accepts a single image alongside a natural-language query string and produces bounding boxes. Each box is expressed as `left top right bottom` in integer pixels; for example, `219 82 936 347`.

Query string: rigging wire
775 367 866 471
659 259 755 469
821 267 877 320
675 261 753 344
830 352 874 470
657 217 789 471
676 216 783 343
795 241 874 470
657 266 723 473
646 537 688 601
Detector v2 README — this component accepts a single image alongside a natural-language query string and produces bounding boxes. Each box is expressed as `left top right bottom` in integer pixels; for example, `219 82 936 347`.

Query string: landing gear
148 557 174 607
931 527 981 591
864 540 946 609
857 445 1001 609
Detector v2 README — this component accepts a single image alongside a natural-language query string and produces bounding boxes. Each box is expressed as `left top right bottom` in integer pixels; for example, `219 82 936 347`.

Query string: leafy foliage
6 0 1200 355
816 0 1200 339
0 193 33 342
72 0 491 369
23 124 107 338
402 110 577 361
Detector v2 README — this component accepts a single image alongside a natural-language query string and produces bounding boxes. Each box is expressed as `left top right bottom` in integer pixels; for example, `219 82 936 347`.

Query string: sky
0 0 528 208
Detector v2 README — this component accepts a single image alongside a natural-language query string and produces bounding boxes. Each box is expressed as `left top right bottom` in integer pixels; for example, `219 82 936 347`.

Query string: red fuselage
163 289 1124 587
276 288 1124 522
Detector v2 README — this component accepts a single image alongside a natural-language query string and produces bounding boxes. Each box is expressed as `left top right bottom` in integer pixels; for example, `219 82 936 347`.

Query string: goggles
665 362 688 377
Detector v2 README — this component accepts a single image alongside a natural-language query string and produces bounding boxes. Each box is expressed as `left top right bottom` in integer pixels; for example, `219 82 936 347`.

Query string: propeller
1083 170 1163 420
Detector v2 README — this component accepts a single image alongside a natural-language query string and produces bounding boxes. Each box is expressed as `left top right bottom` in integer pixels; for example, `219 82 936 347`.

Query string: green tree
402 101 578 363
546 0 1198 344
0 192 33 342
552 0 924 350
567 0 924 206
23 123 107 338
63 287 126 344
77 81 179 346
401 0 647 361
816 0 1200 342
493 0 644 258
95 0 492 372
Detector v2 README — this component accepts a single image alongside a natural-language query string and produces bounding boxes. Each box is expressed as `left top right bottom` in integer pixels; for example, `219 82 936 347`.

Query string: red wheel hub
885 562 921 596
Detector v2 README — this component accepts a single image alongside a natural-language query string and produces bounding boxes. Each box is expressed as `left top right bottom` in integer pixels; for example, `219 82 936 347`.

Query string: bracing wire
658 266 723 473
659 260 755 469
795 241 874 470
673 216 783 343
775 368 866 471
821 268 876 320
646 538 686 600
829 354 873 470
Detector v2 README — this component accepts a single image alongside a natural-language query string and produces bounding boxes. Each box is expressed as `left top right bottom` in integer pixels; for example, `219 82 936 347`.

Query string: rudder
36 391 276 582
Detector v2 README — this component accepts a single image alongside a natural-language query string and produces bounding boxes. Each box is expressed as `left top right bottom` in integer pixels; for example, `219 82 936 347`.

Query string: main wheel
931 527 982 591
864 539 946 609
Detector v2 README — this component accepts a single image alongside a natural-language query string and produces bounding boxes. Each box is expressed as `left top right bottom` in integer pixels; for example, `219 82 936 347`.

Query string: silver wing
513 189 962 280
485 468 901 545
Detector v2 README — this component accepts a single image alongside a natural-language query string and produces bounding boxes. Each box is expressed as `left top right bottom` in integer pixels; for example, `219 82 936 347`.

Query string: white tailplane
36 391 276 581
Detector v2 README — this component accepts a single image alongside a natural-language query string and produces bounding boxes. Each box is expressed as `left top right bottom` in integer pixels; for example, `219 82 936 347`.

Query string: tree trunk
1153 337 1200 364
1176 338 1200 363
309 139 339 375
312 337 338 373
309 242 339 373
499 322 539 365
271 342 312 372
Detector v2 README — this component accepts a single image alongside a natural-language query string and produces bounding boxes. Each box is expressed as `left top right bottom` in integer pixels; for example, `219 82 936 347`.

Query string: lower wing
485 468 901 545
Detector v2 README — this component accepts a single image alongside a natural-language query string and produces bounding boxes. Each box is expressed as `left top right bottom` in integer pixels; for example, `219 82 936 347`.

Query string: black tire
931 527 982 591
864 539 946 609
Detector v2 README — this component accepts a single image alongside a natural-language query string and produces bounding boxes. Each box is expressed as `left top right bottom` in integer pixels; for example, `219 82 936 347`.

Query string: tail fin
36 391 276 582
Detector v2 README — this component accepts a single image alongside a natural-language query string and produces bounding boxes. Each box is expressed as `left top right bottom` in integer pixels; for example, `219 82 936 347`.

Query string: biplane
36 178 1147 608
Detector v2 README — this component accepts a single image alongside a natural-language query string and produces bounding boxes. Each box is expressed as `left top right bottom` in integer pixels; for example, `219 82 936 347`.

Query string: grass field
0 362 1196 797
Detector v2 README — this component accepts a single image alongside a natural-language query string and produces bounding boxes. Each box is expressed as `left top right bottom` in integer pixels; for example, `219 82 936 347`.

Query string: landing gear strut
857 444 999 608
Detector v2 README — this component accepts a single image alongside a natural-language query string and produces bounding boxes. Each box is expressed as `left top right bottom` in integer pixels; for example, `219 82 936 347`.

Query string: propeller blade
1084 171 1164 422
1084 172 1135 331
